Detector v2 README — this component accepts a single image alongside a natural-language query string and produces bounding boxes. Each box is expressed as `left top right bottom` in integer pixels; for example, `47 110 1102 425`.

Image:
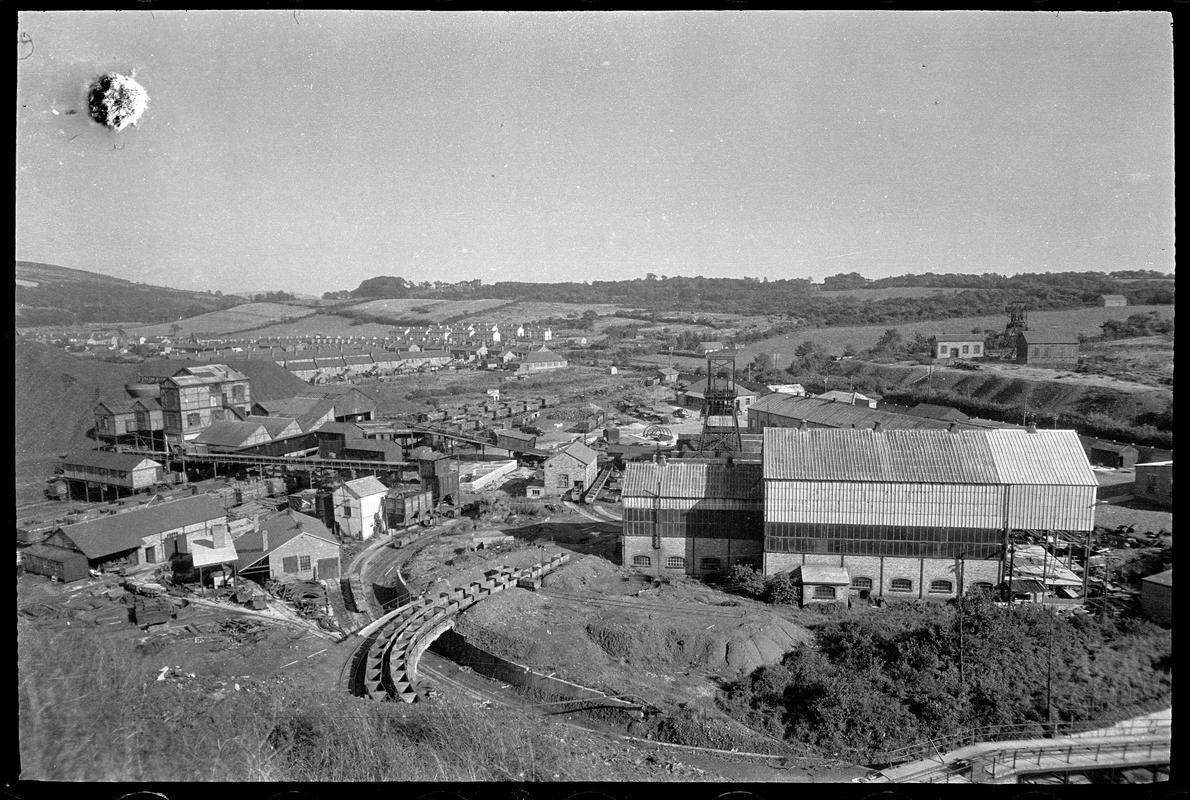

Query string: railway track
350 553 573 703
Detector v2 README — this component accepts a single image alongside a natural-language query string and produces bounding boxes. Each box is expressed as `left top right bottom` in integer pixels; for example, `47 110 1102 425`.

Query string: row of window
623 522 763 541
938 344 983 356
631 555 759 571
765 538 1001 559
765 522 1002 544
623 508 763 523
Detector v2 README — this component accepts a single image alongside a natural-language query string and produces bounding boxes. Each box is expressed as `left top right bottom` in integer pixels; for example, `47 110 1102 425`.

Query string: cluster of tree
720 597 1171 761
250 290 294 302
1099 311 1175 340
722 564 801 604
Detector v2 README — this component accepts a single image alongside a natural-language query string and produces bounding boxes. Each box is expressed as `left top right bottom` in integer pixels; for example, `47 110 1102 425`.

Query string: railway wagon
383 487 436 529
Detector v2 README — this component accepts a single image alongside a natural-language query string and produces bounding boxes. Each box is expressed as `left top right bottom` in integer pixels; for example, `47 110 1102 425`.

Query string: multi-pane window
700 557 722 573
851 576 873 590
962 345 969 354
929 580 953 593
890 578 913 593
812 585 836 599
299 555 311 572
632 555 651 567
665 556 685 570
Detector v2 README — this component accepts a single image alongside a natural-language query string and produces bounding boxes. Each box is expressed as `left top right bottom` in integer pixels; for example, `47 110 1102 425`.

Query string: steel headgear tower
697 353 742 454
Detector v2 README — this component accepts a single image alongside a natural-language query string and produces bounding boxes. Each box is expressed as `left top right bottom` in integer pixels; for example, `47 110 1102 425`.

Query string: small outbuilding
1085 439 1140 470
20 543 91 583
1016 331 1080 368
794 565 851 605
1133 461 1173 509
1139 569 1171 625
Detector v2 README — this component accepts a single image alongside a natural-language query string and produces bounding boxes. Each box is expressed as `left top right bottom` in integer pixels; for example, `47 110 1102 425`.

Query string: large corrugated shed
763 428 999 484
622 461 763 500
983 430 1097 486
61 450 162 472
749 395 955 431
52 495 227 560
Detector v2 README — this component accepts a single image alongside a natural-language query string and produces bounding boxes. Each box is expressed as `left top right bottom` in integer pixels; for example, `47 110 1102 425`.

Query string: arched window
812 585 836 599
665 556 685 570
929 579 954 593
632 555 651 567
700 557 722 573
890 578 913 593
851 576 873 590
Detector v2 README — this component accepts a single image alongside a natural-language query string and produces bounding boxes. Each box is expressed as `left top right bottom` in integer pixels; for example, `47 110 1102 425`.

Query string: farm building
622 458 764 578
1084 438 1140 470
1100 294 1128 307
516 347 569 374
658 367 680 384
1016 331 1080 368
931 333 986 361
543 441 599 497
761 427 1097 600
58 450 164 497
1133 461 1173 509
39 495 228 571
1139 569 1172 625
235 510 340 582
332 476 388 540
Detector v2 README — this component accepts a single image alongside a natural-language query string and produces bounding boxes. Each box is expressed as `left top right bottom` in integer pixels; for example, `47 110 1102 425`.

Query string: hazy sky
16 10 1174 295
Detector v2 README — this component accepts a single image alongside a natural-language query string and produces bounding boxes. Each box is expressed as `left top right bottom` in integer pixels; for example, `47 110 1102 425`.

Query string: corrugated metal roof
340 476 388 497
62 450 161 472
550 441 598 465
622 461 763 500
193 421 269 447
983 430 1097 486
749 395 955 431
55 495 227 560
763 428 1000 483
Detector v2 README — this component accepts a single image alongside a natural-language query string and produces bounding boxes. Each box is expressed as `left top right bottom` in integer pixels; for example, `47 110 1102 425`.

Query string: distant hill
15 261 240 327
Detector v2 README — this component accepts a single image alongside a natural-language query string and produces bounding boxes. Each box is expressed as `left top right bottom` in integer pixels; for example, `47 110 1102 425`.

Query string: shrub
764 573 800 606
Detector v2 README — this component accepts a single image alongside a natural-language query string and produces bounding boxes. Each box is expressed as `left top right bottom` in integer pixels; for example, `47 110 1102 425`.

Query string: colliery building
622 458 764 577
622 428 1096 601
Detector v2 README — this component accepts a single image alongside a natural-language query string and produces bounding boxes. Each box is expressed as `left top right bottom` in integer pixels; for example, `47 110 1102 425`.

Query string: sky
16 10 1175 296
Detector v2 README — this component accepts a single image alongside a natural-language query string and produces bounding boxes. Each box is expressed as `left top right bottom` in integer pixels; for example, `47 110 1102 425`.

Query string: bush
764 573 800 605
725 563 766 598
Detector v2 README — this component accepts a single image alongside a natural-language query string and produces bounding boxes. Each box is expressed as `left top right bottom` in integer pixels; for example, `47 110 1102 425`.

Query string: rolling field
732 304 1177 364
346 298 516 322
234 313 396 338
127 303 317 336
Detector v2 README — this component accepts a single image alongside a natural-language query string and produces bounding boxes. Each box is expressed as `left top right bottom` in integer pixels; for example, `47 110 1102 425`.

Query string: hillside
15 261 239 327
126 303 318 337
14 339 139 463
14 342 313 466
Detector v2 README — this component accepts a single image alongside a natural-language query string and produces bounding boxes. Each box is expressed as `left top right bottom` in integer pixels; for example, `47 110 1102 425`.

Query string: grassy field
127 303 318 336
346 298 516 322
236 313 396 338
732 304 1177 365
